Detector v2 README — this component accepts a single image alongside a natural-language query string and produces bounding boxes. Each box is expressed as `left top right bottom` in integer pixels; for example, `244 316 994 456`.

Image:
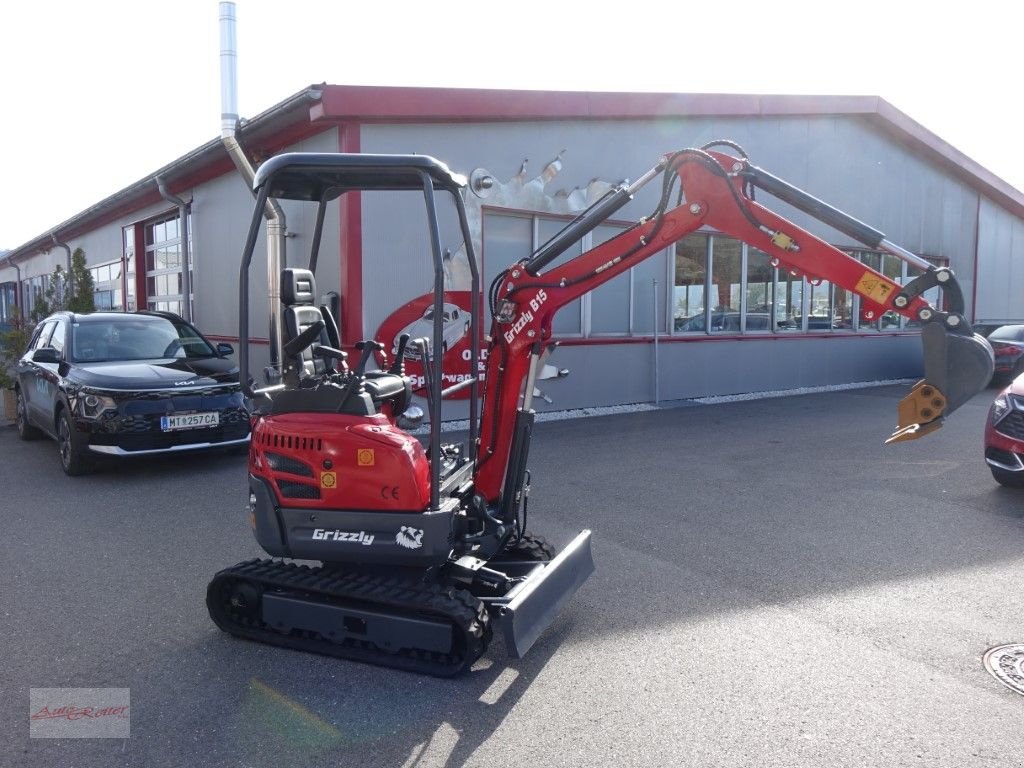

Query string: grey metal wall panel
350 119 953 411
532 335 922 411
361 116 981 324
976 197 1024 323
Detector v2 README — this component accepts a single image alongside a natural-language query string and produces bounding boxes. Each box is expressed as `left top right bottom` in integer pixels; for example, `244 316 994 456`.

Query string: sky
1 0 1021 250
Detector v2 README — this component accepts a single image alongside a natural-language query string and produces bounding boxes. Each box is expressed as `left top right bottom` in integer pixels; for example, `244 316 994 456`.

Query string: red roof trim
315 86 890 122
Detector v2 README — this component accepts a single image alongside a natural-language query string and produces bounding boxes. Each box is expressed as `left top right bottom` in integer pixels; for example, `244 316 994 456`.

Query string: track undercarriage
207 532 591 677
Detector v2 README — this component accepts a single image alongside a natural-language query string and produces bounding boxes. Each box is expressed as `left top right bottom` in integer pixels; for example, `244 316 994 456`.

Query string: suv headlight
78 392 117 419
991 394 1012 425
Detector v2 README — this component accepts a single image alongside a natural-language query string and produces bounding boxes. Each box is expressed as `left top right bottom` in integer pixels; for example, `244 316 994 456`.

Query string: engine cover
247 412 457 566
250 412 430 511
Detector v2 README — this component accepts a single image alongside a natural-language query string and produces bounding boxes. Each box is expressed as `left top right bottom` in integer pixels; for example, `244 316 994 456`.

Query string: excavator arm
474 143 994 503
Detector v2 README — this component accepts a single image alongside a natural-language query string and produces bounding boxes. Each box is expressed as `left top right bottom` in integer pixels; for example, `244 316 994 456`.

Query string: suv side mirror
216 342 235 357
32 347 60 364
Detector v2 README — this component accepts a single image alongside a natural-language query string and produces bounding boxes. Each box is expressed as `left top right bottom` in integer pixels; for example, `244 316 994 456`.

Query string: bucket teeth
885 380 948 444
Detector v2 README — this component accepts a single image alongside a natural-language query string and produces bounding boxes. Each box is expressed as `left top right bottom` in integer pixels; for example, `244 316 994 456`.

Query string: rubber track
207 559 491 677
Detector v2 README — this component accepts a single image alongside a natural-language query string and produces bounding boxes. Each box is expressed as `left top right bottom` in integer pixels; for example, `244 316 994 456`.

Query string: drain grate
983 644 1024 695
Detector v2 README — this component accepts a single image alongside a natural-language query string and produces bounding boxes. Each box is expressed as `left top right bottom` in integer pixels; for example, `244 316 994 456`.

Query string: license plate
161 412 220 431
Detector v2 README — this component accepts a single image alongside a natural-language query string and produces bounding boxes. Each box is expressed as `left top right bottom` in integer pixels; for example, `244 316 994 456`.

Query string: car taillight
993 343 1023 355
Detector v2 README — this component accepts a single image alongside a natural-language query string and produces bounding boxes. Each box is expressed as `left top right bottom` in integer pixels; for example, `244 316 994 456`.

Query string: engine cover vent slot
258 431 324 452
277 480 321 500
265 451 314 477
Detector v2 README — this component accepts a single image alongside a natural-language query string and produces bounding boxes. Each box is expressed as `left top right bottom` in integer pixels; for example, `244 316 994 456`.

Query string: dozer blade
886 323 994 444
496 529 594 658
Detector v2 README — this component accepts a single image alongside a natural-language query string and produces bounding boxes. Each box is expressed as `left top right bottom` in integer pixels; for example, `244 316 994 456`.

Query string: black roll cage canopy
238 152 481 510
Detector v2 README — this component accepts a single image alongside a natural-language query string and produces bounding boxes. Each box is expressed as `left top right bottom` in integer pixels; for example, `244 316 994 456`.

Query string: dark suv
14 311 250 475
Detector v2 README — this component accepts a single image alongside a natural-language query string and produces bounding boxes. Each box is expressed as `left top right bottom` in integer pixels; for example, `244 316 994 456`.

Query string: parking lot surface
3 384 1024 767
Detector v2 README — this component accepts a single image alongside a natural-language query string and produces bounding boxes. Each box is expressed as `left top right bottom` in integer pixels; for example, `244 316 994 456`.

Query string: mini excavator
207 142 994 676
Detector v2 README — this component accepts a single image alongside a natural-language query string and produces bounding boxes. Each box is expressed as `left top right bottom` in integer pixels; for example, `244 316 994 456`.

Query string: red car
985 375 1024 486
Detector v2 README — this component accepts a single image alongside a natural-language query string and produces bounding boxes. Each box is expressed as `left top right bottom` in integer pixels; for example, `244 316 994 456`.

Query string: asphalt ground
3 383 1024 767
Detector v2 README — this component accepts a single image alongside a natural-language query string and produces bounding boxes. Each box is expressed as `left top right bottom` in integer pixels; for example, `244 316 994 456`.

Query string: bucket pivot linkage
886 267 994 444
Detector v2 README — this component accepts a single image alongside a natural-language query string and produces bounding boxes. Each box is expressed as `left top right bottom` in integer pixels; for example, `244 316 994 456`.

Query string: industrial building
2 84 1022 412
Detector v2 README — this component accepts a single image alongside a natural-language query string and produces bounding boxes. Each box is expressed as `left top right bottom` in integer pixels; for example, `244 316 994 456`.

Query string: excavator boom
476 144 994 501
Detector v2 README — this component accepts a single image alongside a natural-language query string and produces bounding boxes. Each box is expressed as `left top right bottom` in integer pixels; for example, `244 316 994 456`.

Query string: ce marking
380 486 400 500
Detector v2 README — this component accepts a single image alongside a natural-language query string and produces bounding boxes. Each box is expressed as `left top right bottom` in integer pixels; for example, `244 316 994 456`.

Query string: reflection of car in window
393 302 470 359
806 315 840 330
674 311 790 332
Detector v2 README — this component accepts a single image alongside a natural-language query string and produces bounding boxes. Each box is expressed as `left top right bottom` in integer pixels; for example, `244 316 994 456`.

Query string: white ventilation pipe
219 0 285 368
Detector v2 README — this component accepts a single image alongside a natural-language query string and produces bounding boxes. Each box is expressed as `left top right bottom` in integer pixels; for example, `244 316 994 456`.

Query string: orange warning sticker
357 449 375 467
320 471 337 489
855 271 896 304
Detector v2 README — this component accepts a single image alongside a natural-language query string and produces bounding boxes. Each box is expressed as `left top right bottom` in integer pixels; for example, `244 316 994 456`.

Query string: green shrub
0 318 32 390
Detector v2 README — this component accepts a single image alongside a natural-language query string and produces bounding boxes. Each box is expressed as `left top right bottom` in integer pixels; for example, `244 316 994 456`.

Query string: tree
29 248 95 321
44 264 66 311
67 248 95 313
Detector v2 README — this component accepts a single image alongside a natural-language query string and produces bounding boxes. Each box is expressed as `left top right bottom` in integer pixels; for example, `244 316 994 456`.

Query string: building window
144 212 192 316
89 260 124 311
0 282 16 324
24 275 49 320
673 233 946 335
673 235 708 331
483 211 640 337
124 226 137 312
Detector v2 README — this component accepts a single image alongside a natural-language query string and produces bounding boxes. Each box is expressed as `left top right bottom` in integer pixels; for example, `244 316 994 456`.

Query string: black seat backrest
281 268 328 378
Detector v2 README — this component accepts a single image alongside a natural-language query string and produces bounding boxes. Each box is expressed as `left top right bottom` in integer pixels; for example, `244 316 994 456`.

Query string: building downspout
13 260 23 321
155 176 192 322
50 234 72 305
219 0 286 370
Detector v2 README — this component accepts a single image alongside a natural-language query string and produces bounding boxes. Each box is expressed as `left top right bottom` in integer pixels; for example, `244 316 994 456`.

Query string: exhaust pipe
219 0 285 370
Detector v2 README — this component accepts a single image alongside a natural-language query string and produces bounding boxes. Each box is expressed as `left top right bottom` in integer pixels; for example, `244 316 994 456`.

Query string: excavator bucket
886 323 994 444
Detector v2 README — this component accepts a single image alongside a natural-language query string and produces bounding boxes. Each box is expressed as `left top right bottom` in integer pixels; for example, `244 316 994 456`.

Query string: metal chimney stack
219 1 285 370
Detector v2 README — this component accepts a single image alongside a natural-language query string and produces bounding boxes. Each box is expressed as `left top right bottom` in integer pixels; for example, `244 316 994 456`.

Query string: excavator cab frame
236 152 481 511
223 152 594 670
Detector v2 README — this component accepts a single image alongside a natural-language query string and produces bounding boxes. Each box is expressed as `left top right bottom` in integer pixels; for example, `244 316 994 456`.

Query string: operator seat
281 268 331 378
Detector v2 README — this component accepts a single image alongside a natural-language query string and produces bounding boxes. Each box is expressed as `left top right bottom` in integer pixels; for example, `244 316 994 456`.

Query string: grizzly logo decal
395 526 424 550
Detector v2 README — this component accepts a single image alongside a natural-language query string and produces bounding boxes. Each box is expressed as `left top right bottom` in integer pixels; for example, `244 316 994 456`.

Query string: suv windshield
70 316 215 362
